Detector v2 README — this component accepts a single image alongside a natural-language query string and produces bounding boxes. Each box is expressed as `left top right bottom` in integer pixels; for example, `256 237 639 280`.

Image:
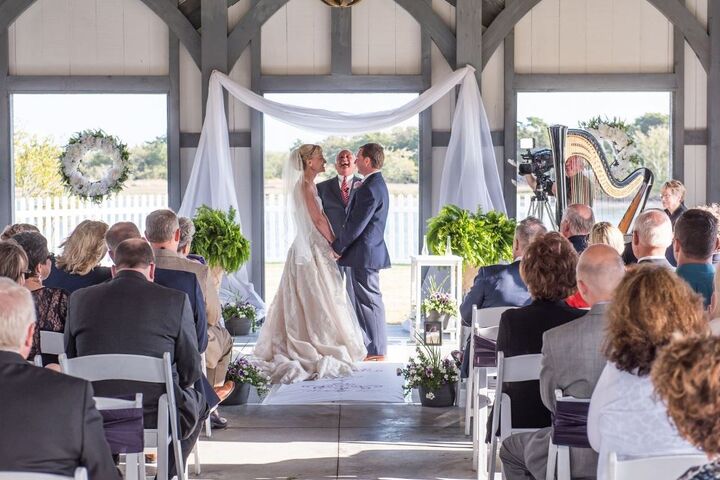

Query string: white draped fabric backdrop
179 65 504 317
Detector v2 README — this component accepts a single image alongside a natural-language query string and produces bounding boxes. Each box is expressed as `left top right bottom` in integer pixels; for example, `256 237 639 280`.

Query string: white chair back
33 331 65 366
59 352 185 480
545 390 592 480
608 452 707 480
0 468 87 479
489 351 543 478
473 305 512 329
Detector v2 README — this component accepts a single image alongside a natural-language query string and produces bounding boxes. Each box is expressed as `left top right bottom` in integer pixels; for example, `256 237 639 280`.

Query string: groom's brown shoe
364 355 385 361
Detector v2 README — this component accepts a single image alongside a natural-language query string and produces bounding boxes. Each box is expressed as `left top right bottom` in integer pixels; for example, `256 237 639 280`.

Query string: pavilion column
0 29 11 227
201 0 228 115
708 1 720 202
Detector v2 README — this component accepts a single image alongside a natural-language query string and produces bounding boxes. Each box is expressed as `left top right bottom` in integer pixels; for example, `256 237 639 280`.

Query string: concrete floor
192 403 476 480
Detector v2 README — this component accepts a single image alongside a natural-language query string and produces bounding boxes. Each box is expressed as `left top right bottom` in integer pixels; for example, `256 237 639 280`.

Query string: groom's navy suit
332 171 391 355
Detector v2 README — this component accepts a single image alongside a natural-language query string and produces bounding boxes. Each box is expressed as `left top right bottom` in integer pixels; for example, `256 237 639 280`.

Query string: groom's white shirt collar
362 171 380 181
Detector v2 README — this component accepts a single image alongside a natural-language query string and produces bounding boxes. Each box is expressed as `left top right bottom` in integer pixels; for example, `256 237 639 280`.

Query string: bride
254 144 368 384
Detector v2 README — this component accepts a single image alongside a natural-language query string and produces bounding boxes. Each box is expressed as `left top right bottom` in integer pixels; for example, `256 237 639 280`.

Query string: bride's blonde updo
295 144 322 170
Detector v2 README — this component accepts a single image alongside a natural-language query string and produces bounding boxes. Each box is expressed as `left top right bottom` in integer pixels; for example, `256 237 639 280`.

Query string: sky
264 93 419 153
517 91 671 127
12 94 167 147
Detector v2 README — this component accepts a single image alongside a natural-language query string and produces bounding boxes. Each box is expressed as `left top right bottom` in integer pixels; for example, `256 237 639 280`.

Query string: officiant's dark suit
0 350 120 479
65 268 206 477
317 173 360 300
332 167 391 356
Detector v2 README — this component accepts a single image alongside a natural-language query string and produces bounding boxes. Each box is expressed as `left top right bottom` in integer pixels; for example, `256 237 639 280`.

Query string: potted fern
191 205 251 291
426 205 516 291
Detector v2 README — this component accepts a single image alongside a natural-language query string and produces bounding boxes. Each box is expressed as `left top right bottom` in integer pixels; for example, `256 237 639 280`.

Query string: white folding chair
464 305 510 437
0 468 87 479
59 353 185 480
189 353 212 476
545 390 591 480
94 394 143 480
607 452 707 480
488 351 543 479
33 331 65 367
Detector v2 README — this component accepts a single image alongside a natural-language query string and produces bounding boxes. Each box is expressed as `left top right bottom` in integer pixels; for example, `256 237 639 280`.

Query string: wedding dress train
254 182 367 384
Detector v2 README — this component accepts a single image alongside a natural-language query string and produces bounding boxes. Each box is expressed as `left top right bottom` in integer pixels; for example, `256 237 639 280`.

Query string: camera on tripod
517 138 554 196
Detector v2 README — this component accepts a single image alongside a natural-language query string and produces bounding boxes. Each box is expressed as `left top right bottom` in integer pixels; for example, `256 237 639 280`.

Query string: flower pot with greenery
421 280 458 329
426 205 516 292
222 300 257 336
397 337 459 407
191 205 251 292
223 356 270 406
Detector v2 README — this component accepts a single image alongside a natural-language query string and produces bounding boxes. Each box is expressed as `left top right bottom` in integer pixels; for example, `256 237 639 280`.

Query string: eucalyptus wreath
58 130 130 203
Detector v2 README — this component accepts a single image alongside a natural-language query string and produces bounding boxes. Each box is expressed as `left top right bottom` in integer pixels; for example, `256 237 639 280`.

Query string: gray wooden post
672 28 685 182
708 1 720 202
0 30 11 227
201 0 228 115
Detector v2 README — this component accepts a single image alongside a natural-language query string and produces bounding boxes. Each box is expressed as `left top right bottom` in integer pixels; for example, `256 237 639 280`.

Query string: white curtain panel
179 65 505 314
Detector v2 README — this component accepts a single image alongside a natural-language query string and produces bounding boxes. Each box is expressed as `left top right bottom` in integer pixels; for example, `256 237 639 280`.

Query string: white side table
410 254 464 344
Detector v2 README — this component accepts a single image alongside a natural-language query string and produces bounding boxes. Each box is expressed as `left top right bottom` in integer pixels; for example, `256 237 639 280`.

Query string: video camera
517 138 555 196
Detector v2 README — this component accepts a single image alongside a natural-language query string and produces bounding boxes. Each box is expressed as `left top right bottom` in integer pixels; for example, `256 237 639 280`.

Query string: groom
332 143 391 360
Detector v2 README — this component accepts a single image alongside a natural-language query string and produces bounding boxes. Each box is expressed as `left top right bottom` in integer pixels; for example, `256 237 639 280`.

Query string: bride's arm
302 181 335 243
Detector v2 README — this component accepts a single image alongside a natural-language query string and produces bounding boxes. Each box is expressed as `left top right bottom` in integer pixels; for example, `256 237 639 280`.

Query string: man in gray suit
500 244 625 479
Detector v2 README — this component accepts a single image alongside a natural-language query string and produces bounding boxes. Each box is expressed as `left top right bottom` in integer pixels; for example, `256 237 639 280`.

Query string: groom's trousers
350 268 387 355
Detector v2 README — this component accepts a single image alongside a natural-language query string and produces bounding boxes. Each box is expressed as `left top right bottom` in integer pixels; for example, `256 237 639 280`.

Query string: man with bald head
631 209 674 268
560 204 595 254
500 244 625 480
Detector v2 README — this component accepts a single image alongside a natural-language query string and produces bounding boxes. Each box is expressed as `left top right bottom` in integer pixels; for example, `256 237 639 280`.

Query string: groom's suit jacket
316 175 360 236
332 171 391 269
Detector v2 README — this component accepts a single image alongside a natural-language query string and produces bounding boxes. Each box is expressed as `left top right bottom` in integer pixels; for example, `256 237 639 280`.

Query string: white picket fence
265 192 419 263
15 194 168 250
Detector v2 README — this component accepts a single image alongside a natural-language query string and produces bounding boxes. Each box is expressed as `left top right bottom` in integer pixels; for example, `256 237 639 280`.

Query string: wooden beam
201 0 228 115
331 7 352 75
168 31 181 212
685 129 707 145
513 73 679 92
482 0 541 71
259 74 425 93
6 75 170 93
0 30 11 227
456 0 482 85
138 0 202 69
646 0 710 73
672 28 685 182
227 0 289 68
419 0 432 241
395 0 456 68
707 0 720 202
503 17 517 218
0 0 35 32
180 131 251 148
250 32 265 299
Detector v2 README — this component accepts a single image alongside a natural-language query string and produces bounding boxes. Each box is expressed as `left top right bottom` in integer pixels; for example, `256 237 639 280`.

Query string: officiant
317 149 361 301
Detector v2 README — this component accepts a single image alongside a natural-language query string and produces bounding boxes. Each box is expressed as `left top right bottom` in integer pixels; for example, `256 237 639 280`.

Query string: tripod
527 189 557 230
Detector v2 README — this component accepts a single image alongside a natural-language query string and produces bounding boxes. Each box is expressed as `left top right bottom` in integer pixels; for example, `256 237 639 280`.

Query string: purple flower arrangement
396 338 459 397
226 356 270 396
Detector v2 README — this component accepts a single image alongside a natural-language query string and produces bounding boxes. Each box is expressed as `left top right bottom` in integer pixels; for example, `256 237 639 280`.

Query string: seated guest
178 216 205 264
65 239 207 477
697 203 720 264
674 209 719 307
560 204 595 254
0 240 28 284
104 221 141 263
45 220 111 293
0 278 119 478
146 210 233 395
458 216 546 377
12 232 67 362
588 266 705 480
662 179 688 227
0 223 39 241
589 221 624 255
653 335 720 480
500 244 625 480
495 232 587 432
629 209 674 268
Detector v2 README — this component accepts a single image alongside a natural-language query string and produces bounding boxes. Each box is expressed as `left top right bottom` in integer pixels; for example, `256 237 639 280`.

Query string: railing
15 194 168 250
264 192 419 263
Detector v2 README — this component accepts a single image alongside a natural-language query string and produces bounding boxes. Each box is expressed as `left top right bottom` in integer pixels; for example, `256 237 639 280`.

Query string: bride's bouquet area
397 339 459 407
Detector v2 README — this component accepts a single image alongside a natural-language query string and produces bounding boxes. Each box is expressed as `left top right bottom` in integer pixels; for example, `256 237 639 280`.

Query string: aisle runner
263 362 406 405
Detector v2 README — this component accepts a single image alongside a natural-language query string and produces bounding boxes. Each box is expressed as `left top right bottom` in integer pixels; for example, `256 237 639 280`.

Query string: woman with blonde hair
588 265 707 479
589 221 625 255
44 220 111 294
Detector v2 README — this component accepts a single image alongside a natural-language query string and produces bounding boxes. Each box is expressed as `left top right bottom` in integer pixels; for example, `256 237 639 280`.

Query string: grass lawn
264 263 411 325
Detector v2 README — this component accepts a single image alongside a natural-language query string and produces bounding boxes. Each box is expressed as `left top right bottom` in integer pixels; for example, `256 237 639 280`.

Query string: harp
548 125 654 234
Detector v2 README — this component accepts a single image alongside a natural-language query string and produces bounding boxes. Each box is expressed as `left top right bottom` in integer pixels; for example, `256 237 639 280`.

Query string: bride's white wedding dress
254 178 367 384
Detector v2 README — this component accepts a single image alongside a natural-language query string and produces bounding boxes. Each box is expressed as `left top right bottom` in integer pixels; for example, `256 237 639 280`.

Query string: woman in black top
496 232 586 430
44 220 111 294
12 231 68 362
661 179 688 227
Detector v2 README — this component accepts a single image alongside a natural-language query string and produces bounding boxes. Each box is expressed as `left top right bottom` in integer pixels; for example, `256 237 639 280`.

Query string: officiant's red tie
341 177 350 206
